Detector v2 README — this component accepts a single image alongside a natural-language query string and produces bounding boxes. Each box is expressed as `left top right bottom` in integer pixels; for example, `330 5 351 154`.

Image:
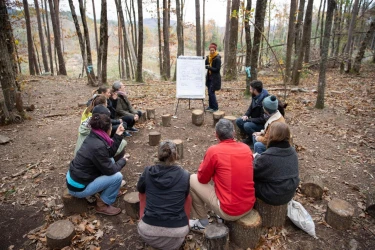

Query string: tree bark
202 0 206 56
157 0 163 77
315 0 336 109
48 0 67 75
79 0 96 85
176 0 184 61
293 0 305 58
319 0 326 50
136 0 143 82
92 0 99 71
285 0 297 83
0 0 17 119
2 0 18 76
353 20 375 73
314 0 323 46
43 0 54 75
342 0 360 73
334 0 343 58
244 0 252 95
23 0 37 75
250 0 268 81
225 0 240 80
223 0 231 73
195 0 201 56
131 0 138 56
162 0 170 79
291 0 314 86
98 0 108 85
34 0 49 73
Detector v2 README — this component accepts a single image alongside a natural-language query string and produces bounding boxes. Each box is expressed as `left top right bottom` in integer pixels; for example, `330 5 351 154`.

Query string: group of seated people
65 80 299 250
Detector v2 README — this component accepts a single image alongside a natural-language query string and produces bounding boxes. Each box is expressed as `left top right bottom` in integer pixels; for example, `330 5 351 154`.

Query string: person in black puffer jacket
253 122 299 206
67 112 128 216
137 140 190 250
205 43 221 112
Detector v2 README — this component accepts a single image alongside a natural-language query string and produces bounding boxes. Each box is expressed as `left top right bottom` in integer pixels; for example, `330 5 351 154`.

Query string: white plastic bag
287 200 318 239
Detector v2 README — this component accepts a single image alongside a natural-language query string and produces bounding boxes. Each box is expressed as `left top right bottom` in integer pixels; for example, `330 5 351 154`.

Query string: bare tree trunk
157 0 163 76
34 0 49 73
91 0 99 73
43 0 54 75
98 0 108 85
162 0 170 79
224 0 231 73
2 0 18 76
250 0 268 81
136 0 143 82
195 0 201 56
342 0 359 73
334 0 343 57
48 0 67 75
23 0 37 75
294 0 305 56
225 0 240 80
244 0 252 95
314 0 323 46
79 0 96 85
33 36 42 73
118 14 125 78
285 0 297 83
291 0 314 86
266 0 272 63
319 0 326 50
353 20 375 73
0 0 17 120
316 0 336 109
202 0 206 56
174 0 184 81
131 0 137 56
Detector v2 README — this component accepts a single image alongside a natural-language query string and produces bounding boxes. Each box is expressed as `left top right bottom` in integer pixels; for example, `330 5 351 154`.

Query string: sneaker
211 109 218 112
205 107 213 111
189 219 206 233
127 127 139 132
121 180 126 187
123 131 132 137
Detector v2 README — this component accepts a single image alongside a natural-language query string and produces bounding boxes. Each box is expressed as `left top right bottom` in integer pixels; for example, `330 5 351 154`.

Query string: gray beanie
112 81 122 91
263 95 278 114
92 104 111 116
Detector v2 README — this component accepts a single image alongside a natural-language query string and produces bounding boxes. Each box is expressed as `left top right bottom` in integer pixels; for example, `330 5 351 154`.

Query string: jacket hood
147 164 184 190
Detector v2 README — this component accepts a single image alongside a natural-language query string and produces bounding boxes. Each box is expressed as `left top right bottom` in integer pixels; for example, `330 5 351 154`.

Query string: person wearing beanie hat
112 81 142 133
236 80 269 147
252 95 286 154
205 42 221 112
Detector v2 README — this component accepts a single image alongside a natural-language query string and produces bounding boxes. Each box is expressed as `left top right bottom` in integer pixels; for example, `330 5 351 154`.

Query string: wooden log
173 139 183 160
24 104 35 111
124 191 140 220
325 198 355 230
146 108 155 119
15 91 24 113
161 114 172 127
226 209 262 249
212 110 225 128
203 223 229 250
149 131 161 146
62 188 89 215
366 189 375 218
254 199 288 227
301 174 324 199
46 220 75 249
138 110 147 123
192 109 204 126
223 115 242 139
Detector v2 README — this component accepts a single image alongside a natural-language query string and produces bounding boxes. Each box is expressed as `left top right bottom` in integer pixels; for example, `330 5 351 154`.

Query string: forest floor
0 64 374 250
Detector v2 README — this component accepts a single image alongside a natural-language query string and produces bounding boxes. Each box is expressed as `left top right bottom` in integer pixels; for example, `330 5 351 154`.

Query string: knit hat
263 95 278 114
209 43 217 50
112 81 122 91
92 104 111 116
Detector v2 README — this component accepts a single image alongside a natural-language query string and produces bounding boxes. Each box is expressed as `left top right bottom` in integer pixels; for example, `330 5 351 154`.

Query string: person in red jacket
189 119 255 232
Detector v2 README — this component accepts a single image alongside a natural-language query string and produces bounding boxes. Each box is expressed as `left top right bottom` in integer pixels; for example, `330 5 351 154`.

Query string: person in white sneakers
189 119 256 232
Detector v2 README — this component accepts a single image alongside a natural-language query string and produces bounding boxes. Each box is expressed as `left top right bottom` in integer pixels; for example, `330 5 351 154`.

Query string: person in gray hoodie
253 122 299 205
137 140 190 250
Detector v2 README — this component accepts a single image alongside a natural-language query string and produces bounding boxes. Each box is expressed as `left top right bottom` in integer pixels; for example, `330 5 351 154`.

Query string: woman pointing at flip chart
205 43 222 112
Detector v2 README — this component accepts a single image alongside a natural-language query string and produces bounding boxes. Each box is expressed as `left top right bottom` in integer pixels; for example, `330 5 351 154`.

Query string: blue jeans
253 135 267 154
69 172 122 205
207 80 218 110
235 118 264 137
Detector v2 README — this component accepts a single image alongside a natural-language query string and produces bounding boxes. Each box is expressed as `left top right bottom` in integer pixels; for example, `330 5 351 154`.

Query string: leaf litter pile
0 64 375 249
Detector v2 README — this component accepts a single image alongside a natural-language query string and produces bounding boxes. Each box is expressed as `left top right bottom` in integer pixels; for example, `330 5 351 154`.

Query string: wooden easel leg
189 99 191 109
174 99 180 116
202 99 205 113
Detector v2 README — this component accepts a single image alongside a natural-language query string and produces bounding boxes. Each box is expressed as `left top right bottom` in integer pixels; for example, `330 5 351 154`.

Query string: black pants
121 111 142 129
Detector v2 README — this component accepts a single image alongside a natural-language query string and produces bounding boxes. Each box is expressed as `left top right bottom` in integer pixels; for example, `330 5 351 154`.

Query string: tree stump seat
62 188 89 215
301 174 324 199
366 189 375 218
146 108 155 119
46 220 75 249
149 131 161 146
325 198 354 230
254 199 288 227
192 109 204 126
161 114 172 127
203 223 229 250
212 111 225 127
124 191 140 220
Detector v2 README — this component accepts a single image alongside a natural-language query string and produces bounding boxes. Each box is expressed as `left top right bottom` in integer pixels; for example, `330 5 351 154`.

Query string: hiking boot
95 196 121 216
205 107 213 112
123 131 132 137
189 219 206 233
127 127 139 132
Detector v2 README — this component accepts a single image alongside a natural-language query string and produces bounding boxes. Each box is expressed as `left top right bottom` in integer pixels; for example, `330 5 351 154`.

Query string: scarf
117 90 127 97
92 128 113 147
208 51 219 67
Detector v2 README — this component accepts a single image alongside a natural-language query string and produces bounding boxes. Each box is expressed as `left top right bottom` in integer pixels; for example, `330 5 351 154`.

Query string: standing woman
67 113 128 215
137 141 190 250
112 81 142 133
205 43 222 112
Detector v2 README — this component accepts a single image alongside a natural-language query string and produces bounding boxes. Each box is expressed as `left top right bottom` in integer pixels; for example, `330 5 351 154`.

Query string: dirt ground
0 64 374 250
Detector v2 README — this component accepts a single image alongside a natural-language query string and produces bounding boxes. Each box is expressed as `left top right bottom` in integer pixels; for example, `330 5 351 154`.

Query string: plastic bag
287 200 318 239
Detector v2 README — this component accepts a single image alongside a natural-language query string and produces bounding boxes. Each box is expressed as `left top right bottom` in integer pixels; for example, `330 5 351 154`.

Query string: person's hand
242 116 248 121
124 153 130 161
253 132 261 136
134 114 139 121
116 123 125 135
205 65 209 69
119 119 122 123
